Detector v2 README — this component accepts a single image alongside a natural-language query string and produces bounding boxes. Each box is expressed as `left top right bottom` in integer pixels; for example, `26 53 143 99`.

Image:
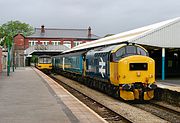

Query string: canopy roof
64 17 180 53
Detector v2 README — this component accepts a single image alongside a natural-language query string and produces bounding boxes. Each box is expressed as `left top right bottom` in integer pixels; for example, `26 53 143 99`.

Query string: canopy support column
162 48 165 80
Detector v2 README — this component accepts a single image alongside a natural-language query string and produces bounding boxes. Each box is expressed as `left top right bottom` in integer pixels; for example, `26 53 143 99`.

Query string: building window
29 40 38 46
74 41 82 47
41 41 49 45
52 41 60 45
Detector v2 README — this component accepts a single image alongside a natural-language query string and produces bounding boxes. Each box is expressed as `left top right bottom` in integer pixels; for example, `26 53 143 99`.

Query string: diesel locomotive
52 43 157 100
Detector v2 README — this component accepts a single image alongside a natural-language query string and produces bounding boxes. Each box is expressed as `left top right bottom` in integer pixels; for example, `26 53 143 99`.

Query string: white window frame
29 40 38 46
41 41 49 45
51 41 61 45
74 41 82 47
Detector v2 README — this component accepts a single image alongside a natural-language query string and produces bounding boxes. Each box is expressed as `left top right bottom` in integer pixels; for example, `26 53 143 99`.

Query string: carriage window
126 46 136 54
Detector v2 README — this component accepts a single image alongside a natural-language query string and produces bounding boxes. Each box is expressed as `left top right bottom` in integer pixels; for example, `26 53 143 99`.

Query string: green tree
0 20 34 47
31 55 38 64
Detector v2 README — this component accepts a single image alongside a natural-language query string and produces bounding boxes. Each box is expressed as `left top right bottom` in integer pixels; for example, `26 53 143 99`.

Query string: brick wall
14 34 25 50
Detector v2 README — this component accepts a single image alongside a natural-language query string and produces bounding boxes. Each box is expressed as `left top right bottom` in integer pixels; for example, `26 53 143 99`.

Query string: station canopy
25 45 69 56
64 17 180 53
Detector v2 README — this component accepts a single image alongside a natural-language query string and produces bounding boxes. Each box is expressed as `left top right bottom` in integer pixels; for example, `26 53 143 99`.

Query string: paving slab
0 67 70 123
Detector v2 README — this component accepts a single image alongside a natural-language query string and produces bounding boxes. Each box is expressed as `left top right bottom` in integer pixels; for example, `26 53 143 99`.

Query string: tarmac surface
0 67 106 123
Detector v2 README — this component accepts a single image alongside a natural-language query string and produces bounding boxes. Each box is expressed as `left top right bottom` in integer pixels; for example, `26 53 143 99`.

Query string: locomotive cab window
126 46 136 54
137 47 148 56
39 57 51 64
44 58 51 63
115 47 125 58
111 45 148 62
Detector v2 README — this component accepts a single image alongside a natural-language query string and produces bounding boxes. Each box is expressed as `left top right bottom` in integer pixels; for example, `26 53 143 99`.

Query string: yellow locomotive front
110 44 156 100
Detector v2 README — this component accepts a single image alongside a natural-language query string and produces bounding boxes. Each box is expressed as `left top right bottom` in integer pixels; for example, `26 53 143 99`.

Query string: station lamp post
7 37 11 76
12 39 15 72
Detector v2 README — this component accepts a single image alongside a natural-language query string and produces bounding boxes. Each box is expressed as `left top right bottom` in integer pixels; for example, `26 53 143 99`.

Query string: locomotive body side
85 50 110 82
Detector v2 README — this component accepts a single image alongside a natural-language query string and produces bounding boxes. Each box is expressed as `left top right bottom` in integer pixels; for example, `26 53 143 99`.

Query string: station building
14 26 99 49
70 17 180 80
14 26 99 67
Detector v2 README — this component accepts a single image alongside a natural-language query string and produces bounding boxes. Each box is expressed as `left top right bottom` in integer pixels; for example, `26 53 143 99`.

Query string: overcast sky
0 0 179 36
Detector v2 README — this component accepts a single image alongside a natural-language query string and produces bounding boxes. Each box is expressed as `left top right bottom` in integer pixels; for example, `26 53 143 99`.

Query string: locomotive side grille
129 63 148 70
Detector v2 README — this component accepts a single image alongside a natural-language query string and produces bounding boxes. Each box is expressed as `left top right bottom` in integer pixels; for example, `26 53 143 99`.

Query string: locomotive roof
88 44 126 53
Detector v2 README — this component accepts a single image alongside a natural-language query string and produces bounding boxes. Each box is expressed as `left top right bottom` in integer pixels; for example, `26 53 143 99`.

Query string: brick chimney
88 26 91 37
41 25 45 33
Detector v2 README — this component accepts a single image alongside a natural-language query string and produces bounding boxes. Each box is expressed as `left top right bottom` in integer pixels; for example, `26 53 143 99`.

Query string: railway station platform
157 79 180 92
0 67 106 123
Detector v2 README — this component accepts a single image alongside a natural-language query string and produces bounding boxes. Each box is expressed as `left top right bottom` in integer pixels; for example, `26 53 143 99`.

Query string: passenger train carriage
52 43 157 101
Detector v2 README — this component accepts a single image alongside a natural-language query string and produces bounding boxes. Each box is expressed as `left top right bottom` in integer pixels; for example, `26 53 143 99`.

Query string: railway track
50 74 132 123
48 73 176 123
131 102 180 123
